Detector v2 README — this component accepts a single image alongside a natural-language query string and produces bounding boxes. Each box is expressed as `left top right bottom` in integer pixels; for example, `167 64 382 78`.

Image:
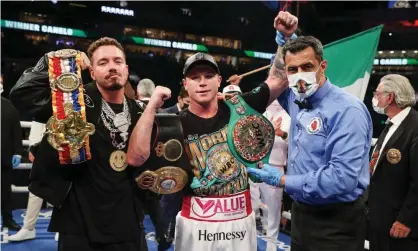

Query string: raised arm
127 86 171 167
265 11 298 105
9 55 51 118
9 51 90 119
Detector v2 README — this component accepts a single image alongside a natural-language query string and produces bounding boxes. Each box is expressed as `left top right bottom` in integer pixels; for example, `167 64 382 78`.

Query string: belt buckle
232 114 274 163
136 166 188 194
46 103 95 159
50 73 80 92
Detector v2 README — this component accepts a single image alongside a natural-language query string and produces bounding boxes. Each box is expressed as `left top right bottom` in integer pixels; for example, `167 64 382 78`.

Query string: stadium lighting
101 6 134 16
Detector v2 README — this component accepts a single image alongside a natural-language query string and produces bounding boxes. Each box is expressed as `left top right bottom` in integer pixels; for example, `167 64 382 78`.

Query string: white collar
389 107 411 126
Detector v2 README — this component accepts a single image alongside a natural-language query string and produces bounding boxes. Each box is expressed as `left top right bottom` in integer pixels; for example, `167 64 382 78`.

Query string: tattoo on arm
270 46 286 80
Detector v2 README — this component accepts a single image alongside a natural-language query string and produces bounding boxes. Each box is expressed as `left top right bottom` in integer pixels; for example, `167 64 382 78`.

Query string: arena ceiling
2 1 418 51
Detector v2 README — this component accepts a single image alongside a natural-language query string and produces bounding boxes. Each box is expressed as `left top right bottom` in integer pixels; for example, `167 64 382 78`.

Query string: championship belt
45 49 95 164
135 114 189 194
225 95 275 181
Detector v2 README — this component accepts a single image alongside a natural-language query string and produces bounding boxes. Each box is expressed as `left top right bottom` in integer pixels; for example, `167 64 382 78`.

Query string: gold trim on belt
45 49 95 164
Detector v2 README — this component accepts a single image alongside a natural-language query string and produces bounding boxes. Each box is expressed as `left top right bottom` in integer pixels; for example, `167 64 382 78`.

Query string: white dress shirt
263 100 291 167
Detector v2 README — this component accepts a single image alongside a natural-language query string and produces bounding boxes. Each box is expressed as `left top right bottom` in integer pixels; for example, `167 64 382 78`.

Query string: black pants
145 196 165 242
291 198 366 251
370 229 418 251
160 192 182 239
1 165 13 220
58 232 148 251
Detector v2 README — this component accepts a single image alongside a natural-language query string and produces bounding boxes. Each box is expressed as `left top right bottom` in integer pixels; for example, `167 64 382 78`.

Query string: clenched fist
274 11 298 38
80 52 91 70
148 86 171 110
227 74 243 85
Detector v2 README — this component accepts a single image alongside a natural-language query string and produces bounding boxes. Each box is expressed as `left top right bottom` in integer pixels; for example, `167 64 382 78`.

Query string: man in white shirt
368 74 418 251
8 121 56 241
257 100 290 251
136 78 156 107
223 82 291 251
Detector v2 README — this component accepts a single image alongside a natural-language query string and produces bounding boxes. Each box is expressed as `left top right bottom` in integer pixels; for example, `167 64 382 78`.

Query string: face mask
287 65 322 99
372 96 388 115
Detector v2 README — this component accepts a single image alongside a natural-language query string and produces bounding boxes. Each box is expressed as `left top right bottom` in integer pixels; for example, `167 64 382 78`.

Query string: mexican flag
323 25 383 101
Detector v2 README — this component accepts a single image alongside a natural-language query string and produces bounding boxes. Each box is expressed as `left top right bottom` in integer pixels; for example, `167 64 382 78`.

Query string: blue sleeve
285 106 372 199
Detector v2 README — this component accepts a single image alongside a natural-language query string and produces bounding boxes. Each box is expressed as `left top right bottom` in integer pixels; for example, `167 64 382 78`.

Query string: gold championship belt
45 49 95 164
136 167 188 194
135 114 189 194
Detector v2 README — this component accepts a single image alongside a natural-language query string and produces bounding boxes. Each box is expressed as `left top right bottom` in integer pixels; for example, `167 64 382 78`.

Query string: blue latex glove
275 31 298 46
12 155 21 168
246 164 284 187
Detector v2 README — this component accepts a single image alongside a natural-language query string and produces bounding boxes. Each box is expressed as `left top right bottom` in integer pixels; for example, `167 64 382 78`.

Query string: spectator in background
136 78 156 107
1 71 12 98
222 84 242 95
8 121 61 242
368 74 418 251
1 78 23 231
0 73 5 97
162 86 190 114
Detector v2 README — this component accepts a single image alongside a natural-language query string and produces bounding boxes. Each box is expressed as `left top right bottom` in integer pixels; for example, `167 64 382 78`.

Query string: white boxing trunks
174 190 256 251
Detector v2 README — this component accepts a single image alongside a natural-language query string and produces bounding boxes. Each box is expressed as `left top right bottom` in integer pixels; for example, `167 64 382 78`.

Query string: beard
96 79 125 91
108 82 124 91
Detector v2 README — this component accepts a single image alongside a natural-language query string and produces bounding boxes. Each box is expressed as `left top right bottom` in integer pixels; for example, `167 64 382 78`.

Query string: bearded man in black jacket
10 37 159 251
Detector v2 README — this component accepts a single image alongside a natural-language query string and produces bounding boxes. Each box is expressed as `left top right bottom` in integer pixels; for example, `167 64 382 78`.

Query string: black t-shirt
49 99 146 244
179 83 270 197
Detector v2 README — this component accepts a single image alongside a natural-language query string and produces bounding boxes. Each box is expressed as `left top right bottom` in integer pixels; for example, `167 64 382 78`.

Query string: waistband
293 196 365 213
181 189 252 222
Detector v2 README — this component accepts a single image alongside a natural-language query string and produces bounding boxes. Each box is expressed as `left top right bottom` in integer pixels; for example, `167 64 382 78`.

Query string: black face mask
182 103 189 110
